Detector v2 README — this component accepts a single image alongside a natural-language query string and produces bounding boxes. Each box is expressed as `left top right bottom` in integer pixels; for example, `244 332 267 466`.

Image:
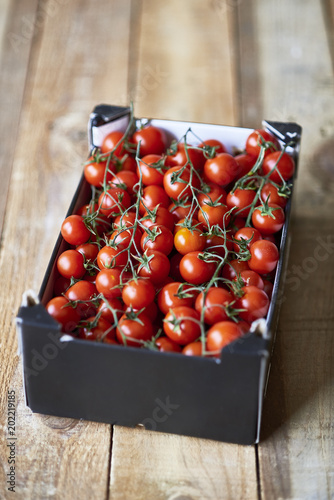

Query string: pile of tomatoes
46 117 295 357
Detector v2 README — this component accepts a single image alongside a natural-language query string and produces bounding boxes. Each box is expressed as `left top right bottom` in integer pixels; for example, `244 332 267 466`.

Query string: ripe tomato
226 188 257 218
57 249 85 279
141 206 175 232
163 166 200 200
245 129 280 158
95 268 123 299
77 203 111 235
46 296 80 332
260 182 288 208
79 316 115 342
205 232 232 258
233 270 264 289
116 312 154 347
262 151 295 183
137 154 166 185
168 199 195 222
167 142 205 171
163 306 201 345
156 336 182 353
138 250 170 284
182 341 206 356
197 182 227 206
263 279 274 299
118 155 137 172
204 153 239 187
251 204 285 235
109 170 139 195
141 224 174 255
122 278 155 309
179 251 217 285
61 215 91 246
109 227 142 253
198 204 231 228
158 281 197 315
233 227 262 252
76 242 99 262
221 259 249 281
235 286 269 323
84 158 115 187
98 297 124 323
97 244 128 269
139 185 170 214
113 211 137 229
65 280 97 318
101 130 127 157
206 321 243 355
53 276 71 296
174 227 206 255
195 287 233 325
248 240 279 274
132 125 167 157
198 138 226 157
98 187 132 218
234 153 256 179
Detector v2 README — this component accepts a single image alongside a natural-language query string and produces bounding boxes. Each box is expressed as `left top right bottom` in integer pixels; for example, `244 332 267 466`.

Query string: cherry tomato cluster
46 117 295 358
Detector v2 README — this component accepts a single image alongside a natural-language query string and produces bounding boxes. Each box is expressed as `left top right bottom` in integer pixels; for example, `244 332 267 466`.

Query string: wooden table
1 1 333 498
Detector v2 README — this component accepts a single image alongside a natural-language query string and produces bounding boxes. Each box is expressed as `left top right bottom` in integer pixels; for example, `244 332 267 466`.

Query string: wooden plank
0 0 39 235
0 0 132 498
246 1 334 498
109 2 258 499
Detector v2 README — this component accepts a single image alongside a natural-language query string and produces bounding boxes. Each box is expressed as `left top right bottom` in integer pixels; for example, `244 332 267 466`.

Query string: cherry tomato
95 268 123 299
197 182 227 206
110 170 139 195
101 130 127 157
221 259 249 281
77 203 111 235
205 232 232 258
163 306 201 345
138 250 170 284
158 281 197 315
98 187 131 217
167 142 205 171
233 227 262 252
98 297 124 323
141 224 174 255
174 227 206 255
116 312 154 347
57 249 85 279
141 206 175 232
234 153 256 179
206 321 243 355
245 129 280 158
263 279 274 299
182 341 206 356
251 204 285 235
53 276 71 296
61 215 91 246
84 158 115 187
204 153 239 187
169 199 195 222
113 211 137 229
46 296 80 332
122 278 155 309
195 287 233 325
198 204 231 228
260 182 288 208
65 280 97 318
179 251 217 285
198 138 226 157
248 240 279 274
137 154 166 185
235 286 269 323
79 316 115 342
118 155 137 172
226 188 257 218
109 227 142 253
97 244 128 269
156 336 182 353
132 125 167 157
262 151 295 183
163 166 200 200
76 242 99 262
233 270 264 289
139 185 170 214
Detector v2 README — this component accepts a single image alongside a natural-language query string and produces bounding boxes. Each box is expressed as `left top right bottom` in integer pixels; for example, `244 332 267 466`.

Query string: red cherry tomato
198 138 226 157
138 250 171 284
245 129 280 158
139 185 170 214
79 316 115 342
158 281 197 315
141 224 174 255
206 321 243 355
262 151 295 183
251 204 285 235
95 268 123 299
76 242 99 262
141 206 175 232
57 249 85 279
61 215 91 246
98 298 124 323
233 270 264 289
204 153 239 187
221 259 249 281
174 227 206 255
235 286 269 323
122 278 155 309
163 166 200 200
182 341 206 356
168 199 195 222
98 187 131 217
46 296 80 332
113 211 137 229
195 287 234 325
65 280 97 318
260 182 288 208
163 306 201 345
233 227 262 252
226 188 257 218
137 154 166 186
234 153 256 179
167 143 205 171
132 125 167 157
156 336 182 353
101 130 127 157
179 251 217 285
116 312 154 347
97 244 128 270
110 170 139 195
248 240 279 274
198 204 231 229
84 158 115 187
197 182 227 206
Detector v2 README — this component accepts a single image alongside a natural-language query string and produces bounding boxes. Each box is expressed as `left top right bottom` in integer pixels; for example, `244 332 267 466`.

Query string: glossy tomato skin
46 296 80 332
97 244 128 270
168 199 195 222
221 259 249 281
198 204 230 229
101 130 127 157
174 227 206 255
116 312 154 347
137 154 165 186
76 242 99 262
260 182 288 208
113 211 137 229
61 215 91 246
97 297 124 323
167 143 205 171
132 126 167 157
182 341 206 356
198 138 226 157
98 187 131 217
84 159 114 187
245 129 280 158
233 270 264 289
248 240 279 274
139 185 170 214
197 182 227 206
262 151 295 183
95 268 123 299
65 280 97 318
138 250 170 284
206 321 243 355
57 249 85 279
226 188 257 218
179 251 217 285
110 170 139 195
109 227 142 253
205 233 232 258
141 224 174 255
141 206 175 232
195 287 233 325
79 316 115 342
235 286 269 323
234 153 256 179
156 336 182 353
158 281 197 315
251 204 285 235
233 227 262 252
163 306 201 345
204 153 239 187
163 166 200 200
122 278 155 309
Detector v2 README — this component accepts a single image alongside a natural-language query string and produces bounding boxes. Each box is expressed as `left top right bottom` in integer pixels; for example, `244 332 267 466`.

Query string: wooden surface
0 0 333 498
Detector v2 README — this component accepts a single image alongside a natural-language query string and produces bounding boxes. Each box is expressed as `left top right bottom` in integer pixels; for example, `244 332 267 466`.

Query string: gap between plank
106 425 114 500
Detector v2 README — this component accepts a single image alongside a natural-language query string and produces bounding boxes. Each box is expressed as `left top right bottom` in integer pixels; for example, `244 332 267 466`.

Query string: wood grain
250 1 334 498
0 0 132 498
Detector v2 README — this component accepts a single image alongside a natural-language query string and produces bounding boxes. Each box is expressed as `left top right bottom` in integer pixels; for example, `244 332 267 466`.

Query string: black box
16 105 302 445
